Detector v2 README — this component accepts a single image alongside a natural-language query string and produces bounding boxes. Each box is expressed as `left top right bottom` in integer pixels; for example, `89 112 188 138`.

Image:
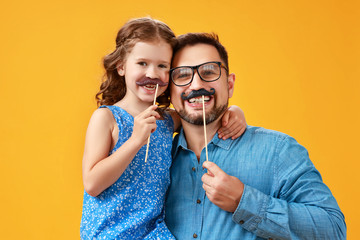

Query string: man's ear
227 73 235 98
117 64 125 76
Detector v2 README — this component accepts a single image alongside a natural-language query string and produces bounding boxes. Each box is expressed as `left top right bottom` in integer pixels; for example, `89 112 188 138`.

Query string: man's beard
177 101 228 125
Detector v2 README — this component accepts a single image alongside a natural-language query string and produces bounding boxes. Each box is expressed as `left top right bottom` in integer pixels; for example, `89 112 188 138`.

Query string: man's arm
202 137 346 239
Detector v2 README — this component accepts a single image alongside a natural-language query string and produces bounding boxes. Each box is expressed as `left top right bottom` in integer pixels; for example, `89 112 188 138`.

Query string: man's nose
189 71 204 90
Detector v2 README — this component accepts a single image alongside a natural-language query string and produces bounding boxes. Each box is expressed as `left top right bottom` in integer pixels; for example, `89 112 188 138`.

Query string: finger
219 120 236 135
146 121 157 134
148 106 161 119
203 185 223 203
218 115 238 138
202 182 214 194
219 122 240 140
202 161 224 176
218 117 238 135
150 126 157 133
151 111 161 120
231 126 246 140
204 191 219 206
144 105 159 115
221 123 242 140
148 105 158 110
136 107 155 119
221 109 230 127
141 109 160 120
139 118 157 135
201 172 214 185
143 116 157 124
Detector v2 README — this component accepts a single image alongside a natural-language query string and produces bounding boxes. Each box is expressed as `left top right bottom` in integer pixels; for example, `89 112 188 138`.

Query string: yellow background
1 0 359 239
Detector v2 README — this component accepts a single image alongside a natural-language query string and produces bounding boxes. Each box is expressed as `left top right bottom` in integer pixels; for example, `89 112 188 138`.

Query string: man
165 33 346 239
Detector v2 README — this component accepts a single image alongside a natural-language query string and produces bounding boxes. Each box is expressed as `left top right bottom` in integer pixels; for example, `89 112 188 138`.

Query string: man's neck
181 118 221 160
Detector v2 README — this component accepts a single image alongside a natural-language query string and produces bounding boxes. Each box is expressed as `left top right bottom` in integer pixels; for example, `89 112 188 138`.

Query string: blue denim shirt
165 126 346 240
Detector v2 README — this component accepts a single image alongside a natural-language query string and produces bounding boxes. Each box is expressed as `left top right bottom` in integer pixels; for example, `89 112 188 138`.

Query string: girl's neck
114 94 152 117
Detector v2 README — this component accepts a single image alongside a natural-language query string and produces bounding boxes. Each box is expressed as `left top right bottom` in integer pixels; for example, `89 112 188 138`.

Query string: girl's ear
117 64 125 76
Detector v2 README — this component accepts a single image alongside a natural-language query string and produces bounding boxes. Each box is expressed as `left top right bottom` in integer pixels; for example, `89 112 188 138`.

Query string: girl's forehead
133 40 172 50
128 40 173 61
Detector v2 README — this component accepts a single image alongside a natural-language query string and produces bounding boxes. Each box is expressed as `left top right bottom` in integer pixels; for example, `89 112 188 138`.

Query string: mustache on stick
136 77 168 87
181 88 215 101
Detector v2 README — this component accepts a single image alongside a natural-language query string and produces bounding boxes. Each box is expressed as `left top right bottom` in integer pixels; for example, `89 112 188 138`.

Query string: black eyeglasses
170 61 228 86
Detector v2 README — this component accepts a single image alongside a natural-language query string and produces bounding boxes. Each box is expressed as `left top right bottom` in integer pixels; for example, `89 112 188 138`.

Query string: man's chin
178 110 204 125
177 104 228 125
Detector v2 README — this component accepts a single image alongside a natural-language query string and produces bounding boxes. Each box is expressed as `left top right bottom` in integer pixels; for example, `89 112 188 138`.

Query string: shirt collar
173 127 234 156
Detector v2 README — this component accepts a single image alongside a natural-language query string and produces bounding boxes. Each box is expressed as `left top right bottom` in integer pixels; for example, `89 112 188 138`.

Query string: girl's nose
146 66 159 79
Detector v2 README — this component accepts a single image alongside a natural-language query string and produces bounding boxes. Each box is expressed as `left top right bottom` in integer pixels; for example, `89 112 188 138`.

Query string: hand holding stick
145 84 159 163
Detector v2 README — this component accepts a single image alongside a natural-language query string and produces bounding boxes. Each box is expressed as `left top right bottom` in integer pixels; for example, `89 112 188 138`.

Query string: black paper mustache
136 77 168 87
181 88 215 100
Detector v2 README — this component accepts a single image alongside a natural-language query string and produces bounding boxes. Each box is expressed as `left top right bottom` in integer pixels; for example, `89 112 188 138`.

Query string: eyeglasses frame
170 61 228 87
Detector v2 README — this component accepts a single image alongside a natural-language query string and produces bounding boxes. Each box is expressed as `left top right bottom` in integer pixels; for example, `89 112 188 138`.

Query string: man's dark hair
173 33 229 73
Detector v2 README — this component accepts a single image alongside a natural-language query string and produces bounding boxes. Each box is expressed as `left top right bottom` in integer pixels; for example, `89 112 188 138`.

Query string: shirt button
196 199 201 204
192 167 196 172
239 220 245 224
193 233 198 238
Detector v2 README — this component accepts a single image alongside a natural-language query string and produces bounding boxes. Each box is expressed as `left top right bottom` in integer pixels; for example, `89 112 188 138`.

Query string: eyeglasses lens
198 63 220 81
172 62 221 86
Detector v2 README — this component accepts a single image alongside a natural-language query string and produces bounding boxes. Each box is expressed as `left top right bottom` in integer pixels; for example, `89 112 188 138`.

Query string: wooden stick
202 95 209 162
145 84 159 163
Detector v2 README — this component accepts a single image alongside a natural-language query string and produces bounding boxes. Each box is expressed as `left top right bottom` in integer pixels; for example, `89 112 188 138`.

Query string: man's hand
201 161 244 212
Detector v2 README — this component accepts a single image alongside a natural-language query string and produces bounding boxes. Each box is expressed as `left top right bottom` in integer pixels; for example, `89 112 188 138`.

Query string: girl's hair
96 17 177 109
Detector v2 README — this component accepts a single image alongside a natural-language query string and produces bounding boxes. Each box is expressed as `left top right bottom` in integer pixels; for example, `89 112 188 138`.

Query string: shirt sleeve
232 136 346 240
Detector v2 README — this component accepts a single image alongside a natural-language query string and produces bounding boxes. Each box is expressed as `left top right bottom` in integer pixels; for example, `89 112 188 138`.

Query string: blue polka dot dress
80 106 175 240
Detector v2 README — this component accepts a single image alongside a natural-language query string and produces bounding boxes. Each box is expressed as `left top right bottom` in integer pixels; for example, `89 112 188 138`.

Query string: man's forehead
172 43 222 67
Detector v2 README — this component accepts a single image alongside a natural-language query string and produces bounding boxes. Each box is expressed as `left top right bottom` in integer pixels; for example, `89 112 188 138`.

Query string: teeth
188 96 210 103
143 85 156 90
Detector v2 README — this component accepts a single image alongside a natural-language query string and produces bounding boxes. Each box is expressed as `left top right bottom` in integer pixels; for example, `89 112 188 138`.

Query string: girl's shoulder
93 106 114 119
88 107 116 131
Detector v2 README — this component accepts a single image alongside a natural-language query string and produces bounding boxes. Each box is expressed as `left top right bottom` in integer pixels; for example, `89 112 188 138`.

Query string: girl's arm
82 105 159 197
168 105 247 139
218 105 247 140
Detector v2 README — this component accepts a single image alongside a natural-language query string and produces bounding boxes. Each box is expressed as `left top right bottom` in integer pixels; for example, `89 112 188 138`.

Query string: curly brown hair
95 17 177 109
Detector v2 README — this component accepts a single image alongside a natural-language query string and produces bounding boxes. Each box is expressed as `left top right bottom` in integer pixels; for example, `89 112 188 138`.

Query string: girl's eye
138 62 147 66
159 64 169 69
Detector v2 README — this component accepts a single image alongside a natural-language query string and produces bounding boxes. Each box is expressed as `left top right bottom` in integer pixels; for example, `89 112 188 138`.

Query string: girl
80 17 246 239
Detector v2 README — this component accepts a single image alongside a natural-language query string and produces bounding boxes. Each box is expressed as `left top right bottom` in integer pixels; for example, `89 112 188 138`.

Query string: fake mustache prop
181 88 215 100
136 77 168 87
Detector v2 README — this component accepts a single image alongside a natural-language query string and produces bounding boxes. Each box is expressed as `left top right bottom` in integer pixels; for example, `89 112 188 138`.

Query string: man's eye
177 70 192 79
178 73 191 79
201 69 217 76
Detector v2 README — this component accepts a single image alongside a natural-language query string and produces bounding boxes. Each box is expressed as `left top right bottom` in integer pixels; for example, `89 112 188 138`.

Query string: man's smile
188 95 211 104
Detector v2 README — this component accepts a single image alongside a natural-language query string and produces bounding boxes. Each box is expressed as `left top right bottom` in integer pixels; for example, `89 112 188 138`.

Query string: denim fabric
165 126 346 240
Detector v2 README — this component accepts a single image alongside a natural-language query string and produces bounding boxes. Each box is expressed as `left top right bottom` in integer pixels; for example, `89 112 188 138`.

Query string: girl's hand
130 105 160 146
218 105 247 140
